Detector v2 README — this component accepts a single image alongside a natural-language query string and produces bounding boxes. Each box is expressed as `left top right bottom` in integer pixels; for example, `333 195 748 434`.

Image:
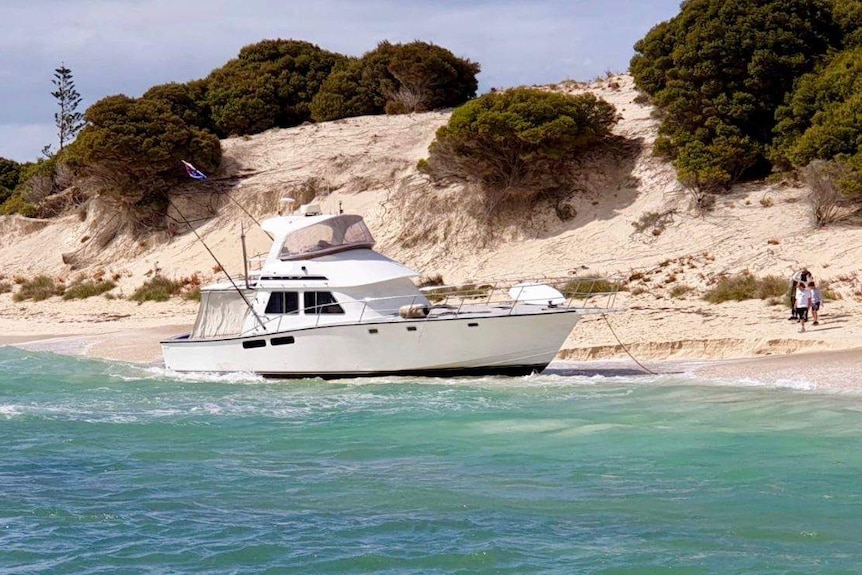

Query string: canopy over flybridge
261 214 376 261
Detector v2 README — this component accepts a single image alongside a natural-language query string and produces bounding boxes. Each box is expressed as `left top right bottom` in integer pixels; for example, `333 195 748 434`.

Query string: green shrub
206 39 346 136
310 41 479 122
0 192 37 216
703 272 787 303
13 275 63 302
142 80 213 132
422 89 617 211
130 275 184 303
631 0 840 187
62 279 116 300
0 157 21 205
66 95 221 211
182 286 201 301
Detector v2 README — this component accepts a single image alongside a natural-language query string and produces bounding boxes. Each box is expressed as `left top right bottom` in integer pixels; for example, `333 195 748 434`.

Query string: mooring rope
600 312 659 376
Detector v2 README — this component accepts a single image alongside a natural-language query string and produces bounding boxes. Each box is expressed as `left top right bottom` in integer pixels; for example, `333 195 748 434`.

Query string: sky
0 0 681 163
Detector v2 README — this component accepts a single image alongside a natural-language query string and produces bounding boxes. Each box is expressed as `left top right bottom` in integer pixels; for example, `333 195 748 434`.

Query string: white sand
1 74 861 390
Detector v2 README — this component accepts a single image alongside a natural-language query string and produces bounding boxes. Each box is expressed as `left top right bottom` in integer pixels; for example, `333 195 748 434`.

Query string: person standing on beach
809 281 822 326
795 281 812 332
788 267 811 320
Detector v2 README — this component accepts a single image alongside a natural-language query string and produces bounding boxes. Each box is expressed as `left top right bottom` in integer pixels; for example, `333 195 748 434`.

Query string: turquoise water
2 347 862 574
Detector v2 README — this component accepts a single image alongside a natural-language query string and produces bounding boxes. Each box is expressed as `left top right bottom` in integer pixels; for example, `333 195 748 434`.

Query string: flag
182 160 207 181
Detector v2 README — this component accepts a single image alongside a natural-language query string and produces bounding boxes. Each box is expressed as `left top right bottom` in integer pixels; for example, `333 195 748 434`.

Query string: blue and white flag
182 160 207 181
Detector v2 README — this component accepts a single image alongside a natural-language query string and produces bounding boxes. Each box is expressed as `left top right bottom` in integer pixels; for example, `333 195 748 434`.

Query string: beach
3 290 861 392
1 74 861 391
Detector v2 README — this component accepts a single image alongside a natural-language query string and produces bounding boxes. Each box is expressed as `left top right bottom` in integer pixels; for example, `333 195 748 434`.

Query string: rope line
600 312 659 375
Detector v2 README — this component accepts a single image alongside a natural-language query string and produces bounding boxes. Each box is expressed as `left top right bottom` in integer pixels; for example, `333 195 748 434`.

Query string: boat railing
240 275 622 336
418 275 622 314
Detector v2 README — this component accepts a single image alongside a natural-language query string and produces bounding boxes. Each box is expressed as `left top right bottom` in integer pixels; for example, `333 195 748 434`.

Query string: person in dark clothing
788 267 811 320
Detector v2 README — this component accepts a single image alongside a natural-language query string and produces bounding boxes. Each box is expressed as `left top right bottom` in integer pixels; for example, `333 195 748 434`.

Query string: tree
49 64 85 154
422 89 618 211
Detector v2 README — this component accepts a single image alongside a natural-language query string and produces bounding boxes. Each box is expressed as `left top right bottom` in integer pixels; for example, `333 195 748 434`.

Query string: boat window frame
264 291 300 315
303 291 345 314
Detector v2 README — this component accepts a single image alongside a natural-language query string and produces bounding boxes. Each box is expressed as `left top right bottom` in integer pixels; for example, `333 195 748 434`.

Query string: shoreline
5 323 861 393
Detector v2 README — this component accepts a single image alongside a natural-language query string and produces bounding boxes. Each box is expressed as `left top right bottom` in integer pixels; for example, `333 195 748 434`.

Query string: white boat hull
161 310 579 378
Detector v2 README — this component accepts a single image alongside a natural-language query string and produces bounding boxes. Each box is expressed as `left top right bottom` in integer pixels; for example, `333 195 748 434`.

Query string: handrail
217 275 623 339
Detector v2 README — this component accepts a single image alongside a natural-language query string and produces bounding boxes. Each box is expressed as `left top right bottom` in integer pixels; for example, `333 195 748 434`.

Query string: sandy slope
2 74 862 385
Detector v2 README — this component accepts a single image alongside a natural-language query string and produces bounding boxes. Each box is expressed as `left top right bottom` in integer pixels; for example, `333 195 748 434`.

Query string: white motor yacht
161 211 617 378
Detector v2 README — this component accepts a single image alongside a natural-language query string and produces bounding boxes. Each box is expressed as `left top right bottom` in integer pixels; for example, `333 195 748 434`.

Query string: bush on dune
205 39 347 136
631 0 840 191
703 272 787 303
420 88 618 213
310 41 479 122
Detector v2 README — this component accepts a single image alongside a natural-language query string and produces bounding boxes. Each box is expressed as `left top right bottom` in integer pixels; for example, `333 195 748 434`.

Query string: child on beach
788 267 811 320
795 281 812 332
809 281 822 326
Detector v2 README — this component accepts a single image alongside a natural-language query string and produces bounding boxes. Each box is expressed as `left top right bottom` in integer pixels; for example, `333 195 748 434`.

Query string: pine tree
50 64 85 153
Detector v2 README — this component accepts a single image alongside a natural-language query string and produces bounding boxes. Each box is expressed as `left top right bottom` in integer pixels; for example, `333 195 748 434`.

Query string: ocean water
2 347 862 574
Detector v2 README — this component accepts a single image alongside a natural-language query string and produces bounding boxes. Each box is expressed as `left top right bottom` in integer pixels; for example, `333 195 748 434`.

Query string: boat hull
161 311 579 378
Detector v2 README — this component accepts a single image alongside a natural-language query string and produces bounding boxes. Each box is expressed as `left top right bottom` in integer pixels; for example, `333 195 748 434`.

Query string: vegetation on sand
421 89 618 213
703 272 787 303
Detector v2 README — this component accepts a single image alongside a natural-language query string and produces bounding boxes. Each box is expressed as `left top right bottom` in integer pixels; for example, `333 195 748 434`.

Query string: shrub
310 41 479 122
0 157 21 205
206 39 346 136
631 0 840 186
0 281 11 294
422 89 617 211
703 272 787 303
13 275 63 302
773 47 862 168
0 192 37 217
631 209 675 234
62 279 116 300
130 275 184 303
182 286 201 302
142 80 213 132
417 273 444 288
669 284 694 298
66 95 221 212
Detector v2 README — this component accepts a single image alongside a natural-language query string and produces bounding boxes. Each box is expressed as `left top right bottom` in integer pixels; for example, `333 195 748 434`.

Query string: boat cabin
188 214 430 340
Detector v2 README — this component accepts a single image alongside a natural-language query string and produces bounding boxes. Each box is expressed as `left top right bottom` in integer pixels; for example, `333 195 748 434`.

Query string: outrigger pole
167 198 267 331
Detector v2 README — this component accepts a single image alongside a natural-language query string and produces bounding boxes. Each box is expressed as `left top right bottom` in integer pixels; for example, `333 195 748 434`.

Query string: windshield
278 215 376 260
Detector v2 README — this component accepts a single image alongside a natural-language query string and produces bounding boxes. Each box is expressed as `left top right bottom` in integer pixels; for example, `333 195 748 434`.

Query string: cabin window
304 291 344 314
265 291 299 314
